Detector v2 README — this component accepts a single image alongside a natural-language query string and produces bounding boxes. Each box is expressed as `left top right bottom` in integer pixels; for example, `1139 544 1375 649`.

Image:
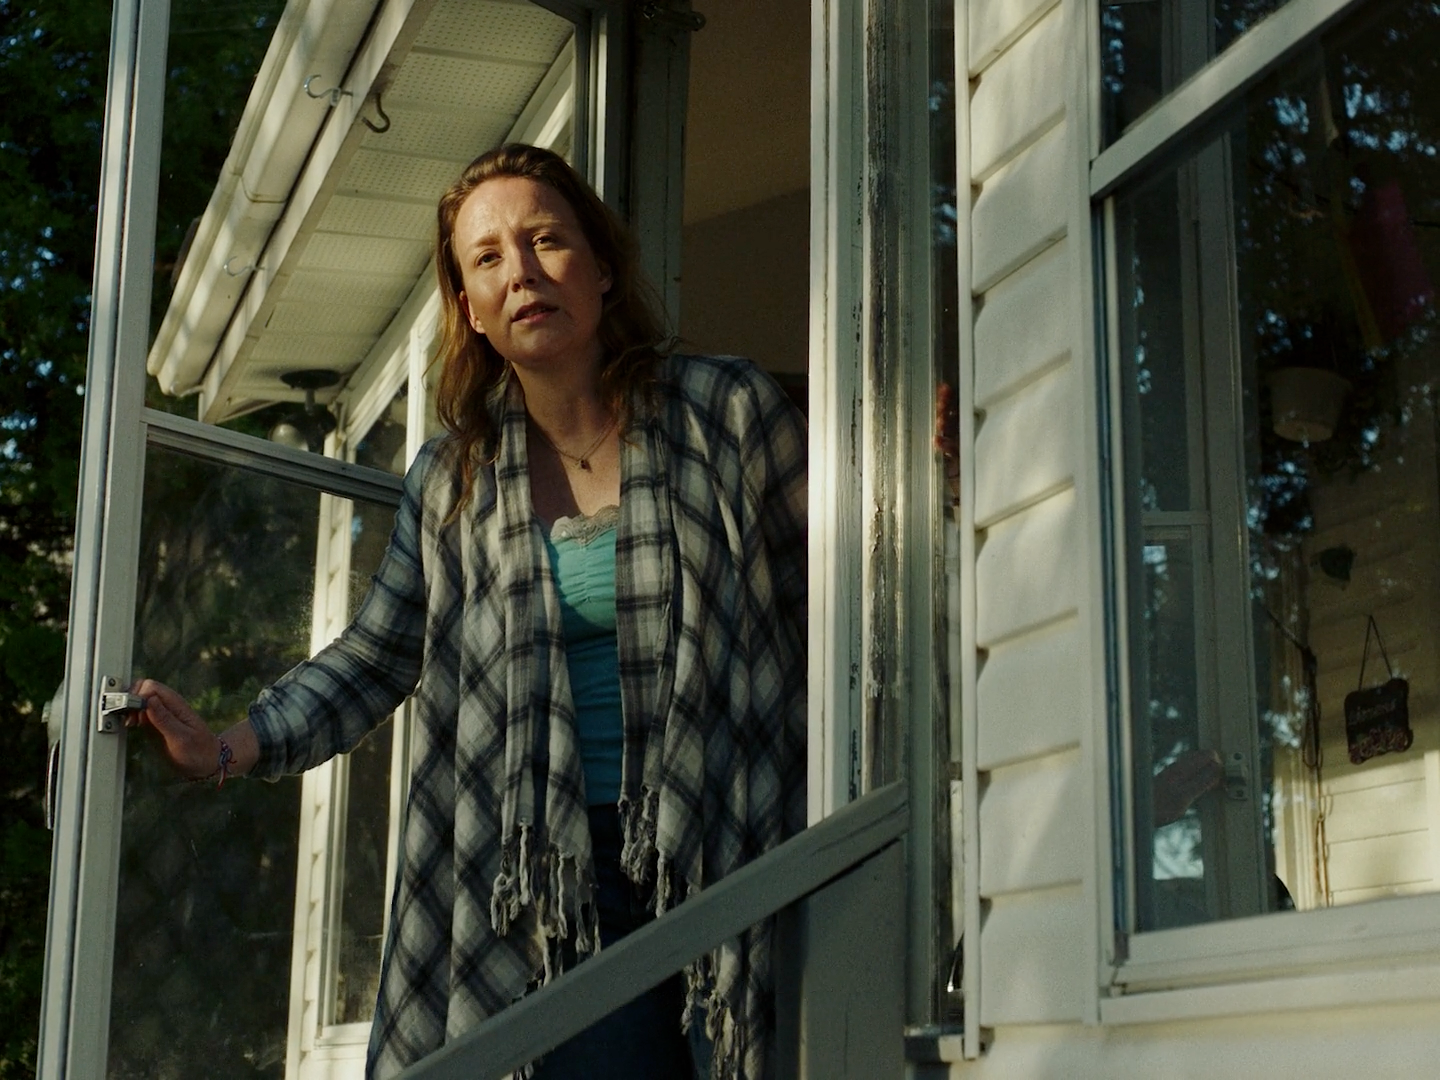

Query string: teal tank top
542 506 623 806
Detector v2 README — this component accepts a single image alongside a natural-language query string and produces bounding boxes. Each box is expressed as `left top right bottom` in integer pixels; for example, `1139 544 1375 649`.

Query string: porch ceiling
147 0 575 423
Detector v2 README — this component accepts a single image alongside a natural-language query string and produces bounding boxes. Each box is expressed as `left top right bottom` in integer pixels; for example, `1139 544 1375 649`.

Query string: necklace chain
531 413 616 471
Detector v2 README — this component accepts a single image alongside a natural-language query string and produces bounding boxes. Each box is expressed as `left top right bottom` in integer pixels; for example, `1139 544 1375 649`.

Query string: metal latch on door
98 675 143 733
1224 750 1250 801
42 676 144 830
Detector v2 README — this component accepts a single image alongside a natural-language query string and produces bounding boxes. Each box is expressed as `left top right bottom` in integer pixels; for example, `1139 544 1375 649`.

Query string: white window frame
1093 0 1440 1018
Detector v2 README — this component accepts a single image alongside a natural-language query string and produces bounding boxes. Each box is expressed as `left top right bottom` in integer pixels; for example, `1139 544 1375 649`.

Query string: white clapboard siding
1324 755 1426 795
980 886 1088 1024
981 748 1085 895
1331 882 1436 905
973 239 1072 409
1287 406 1440 912
1319 757 1439 902
972 122 1070 293
970 0 1060 75
976 488 1080 647
970 3 1066 182
977 614 1085 769
965 0 1093 1049
1311 601 1424 675
1327 832 1434 894
974 360 1077 528
967 1000 1440 1078
1323 775 1429 843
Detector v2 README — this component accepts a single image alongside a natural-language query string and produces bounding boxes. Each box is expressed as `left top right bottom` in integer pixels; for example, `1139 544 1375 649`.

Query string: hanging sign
1344 615 1412 765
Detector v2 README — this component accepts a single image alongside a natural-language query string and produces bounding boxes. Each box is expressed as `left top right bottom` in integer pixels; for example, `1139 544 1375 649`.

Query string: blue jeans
529 806 707 1080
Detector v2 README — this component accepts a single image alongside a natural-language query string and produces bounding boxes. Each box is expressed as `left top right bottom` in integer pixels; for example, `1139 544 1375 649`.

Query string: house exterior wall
962 0 1099 1038
951 998 1440 1077
935 0 1440 1075
1304 390 1440 906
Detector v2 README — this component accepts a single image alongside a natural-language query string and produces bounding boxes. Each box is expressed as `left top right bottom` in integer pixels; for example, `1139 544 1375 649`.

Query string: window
1100 0 1292 144
1108 0 1440 943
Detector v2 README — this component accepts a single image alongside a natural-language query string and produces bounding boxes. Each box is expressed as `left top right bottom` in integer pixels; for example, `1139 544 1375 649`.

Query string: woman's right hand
128 679 227 780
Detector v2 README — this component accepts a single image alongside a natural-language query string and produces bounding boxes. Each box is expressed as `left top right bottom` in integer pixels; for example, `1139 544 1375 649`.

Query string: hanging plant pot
1270 367 1351 443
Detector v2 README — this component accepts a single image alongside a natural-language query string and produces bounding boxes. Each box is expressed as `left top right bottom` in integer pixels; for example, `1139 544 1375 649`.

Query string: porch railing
396 781 910 1080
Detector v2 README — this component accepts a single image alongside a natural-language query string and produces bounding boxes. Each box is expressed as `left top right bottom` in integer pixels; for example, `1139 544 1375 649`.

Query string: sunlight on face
452 176 612 380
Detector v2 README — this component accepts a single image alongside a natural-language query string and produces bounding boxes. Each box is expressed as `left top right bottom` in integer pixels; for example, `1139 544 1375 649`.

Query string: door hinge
98 675 143 734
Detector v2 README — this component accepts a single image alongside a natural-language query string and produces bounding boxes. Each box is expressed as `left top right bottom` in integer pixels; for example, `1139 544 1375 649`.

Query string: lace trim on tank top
547 504 619 546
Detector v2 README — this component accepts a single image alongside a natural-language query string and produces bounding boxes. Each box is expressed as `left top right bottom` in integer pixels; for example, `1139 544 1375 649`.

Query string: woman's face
452 176 612 380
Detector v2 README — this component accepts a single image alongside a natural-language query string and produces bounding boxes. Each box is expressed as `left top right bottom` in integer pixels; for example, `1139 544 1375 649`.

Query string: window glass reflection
932 0 963 1022
1114 0 1440 930
115 448 390 1075
1101 0 1290 145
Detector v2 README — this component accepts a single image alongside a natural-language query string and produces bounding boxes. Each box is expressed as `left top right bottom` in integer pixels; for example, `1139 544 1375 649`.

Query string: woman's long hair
432 144 668 502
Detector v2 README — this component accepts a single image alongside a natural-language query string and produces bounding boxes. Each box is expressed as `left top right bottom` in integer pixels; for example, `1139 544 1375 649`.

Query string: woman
133 144 807 1080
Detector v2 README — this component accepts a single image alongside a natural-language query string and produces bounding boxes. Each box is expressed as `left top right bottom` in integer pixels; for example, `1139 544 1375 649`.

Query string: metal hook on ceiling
303 74 353 108
362 91 391 135
223 255 261 277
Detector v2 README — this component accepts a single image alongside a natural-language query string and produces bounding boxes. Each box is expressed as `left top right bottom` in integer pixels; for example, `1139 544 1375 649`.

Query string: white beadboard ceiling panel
146 0 575 423
385 56 546 114
318 195 436 239
265 299 398 337
247 333 381 367
413 0 573 61
300 233 431 273
278 268 415 310
338 148 480 205
356 105 514 160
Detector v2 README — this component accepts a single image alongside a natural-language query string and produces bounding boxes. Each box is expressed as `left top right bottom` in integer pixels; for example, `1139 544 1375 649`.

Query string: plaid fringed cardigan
246 354 807 1079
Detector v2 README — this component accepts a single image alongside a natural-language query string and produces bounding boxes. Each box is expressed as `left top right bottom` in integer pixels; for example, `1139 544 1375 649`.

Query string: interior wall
679 190 808 375
678 0 809 377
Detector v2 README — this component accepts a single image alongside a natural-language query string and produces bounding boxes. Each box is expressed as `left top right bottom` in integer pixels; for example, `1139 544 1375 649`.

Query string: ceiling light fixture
269 369 340 453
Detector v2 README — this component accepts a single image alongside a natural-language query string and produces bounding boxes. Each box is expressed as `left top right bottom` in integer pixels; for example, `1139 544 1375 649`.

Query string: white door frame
39 0 170 1072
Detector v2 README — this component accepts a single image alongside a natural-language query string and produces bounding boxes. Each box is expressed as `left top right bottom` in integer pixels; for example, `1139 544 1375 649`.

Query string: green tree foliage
0 2 110 1073
0 0 283 1073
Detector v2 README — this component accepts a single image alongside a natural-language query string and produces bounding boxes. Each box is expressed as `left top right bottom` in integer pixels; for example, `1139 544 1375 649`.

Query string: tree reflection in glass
1115 0 1440 930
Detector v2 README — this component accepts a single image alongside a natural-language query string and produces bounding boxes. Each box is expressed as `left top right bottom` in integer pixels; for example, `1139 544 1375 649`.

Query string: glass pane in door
109 444 396 1077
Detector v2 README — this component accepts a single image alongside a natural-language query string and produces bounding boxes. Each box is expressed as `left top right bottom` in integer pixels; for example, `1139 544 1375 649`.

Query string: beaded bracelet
215 737 235 789
193 737 236 788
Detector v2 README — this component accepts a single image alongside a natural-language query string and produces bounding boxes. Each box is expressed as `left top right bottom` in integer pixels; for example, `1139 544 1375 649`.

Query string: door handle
42 683 63 830
97 675 143 734
41 677 143 828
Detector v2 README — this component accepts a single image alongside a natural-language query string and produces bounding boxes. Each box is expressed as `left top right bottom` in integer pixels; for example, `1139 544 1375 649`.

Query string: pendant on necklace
578 459 591 471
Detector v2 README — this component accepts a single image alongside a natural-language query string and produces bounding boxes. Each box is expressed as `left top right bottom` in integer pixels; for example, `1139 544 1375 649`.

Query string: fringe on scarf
619 787 760 1080
686 938 756 1080
493 797 761 1080
617 788 661 886
489 823 601 979
491 823 604 1080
